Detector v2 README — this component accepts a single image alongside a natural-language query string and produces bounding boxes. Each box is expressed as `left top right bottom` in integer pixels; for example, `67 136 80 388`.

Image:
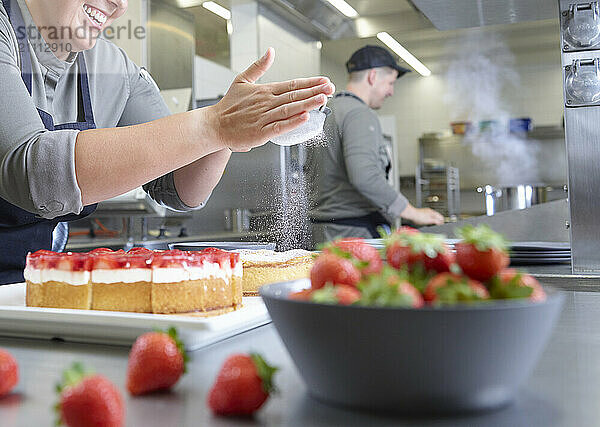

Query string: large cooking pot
477 184 547 216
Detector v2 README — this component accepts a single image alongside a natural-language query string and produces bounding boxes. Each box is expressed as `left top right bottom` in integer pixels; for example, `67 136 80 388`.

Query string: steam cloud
444 32 541 186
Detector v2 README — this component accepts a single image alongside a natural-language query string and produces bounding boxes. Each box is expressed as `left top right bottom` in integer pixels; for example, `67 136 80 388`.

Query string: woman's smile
82 3 108 30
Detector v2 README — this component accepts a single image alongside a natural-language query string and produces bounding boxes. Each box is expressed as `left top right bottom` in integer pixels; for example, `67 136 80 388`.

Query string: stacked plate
508 241 571 265
363 239 571 265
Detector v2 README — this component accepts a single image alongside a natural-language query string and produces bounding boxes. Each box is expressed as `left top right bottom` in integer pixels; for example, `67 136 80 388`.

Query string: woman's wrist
187 106 227 154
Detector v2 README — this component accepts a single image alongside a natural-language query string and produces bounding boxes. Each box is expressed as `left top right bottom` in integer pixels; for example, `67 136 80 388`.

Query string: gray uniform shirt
306 92 408 222
0 0 202 220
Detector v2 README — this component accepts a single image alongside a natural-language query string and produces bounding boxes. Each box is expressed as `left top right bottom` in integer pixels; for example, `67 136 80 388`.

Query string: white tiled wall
256 9 321 82
194 55 237 100
230 0 259 74
321 57 565 176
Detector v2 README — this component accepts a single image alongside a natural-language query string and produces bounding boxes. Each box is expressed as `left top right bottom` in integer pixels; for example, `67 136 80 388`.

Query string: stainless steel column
560 1 600 272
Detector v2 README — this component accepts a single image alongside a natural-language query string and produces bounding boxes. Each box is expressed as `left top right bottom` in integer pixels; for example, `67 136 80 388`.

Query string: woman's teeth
83 4 107 25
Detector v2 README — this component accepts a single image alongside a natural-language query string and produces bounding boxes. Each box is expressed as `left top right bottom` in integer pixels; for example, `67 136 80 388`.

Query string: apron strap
4 0 33 95
76 54 96 127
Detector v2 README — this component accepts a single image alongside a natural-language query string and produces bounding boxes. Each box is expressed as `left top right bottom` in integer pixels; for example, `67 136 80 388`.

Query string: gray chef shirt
305 92 408 221
0 0 203 219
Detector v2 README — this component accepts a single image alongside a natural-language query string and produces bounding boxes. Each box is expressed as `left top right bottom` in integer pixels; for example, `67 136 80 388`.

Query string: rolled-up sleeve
0 20 83 219
116 49 206 212
342 108 408 217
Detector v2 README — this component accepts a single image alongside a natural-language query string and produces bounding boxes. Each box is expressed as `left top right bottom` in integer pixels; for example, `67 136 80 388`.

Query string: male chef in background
306 45 444 243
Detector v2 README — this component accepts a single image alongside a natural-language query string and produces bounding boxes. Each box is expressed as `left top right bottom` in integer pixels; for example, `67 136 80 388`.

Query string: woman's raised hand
208 48 335 152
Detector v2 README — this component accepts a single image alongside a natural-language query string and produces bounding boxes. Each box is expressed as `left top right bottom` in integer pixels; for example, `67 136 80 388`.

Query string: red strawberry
56 362 124 427
455 224 509 281
208 353 277 416
323 238 383 276
385 240 423 270
126 327 188 396
357 266 423 308
424 273 489 304
0 349 18 397
310 253 361 290
288 289 313 301
490 269 547 302
385 231 455 273
398 282 425 308
310 284 361 305
27 250 57 269
422 243 455 273
394 226 420 235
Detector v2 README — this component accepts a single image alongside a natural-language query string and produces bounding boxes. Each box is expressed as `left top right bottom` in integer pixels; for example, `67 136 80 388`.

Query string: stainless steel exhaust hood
257 0 357 39
410 0 558 30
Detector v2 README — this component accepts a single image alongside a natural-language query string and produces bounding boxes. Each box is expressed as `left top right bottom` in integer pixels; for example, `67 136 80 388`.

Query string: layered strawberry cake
236 249 314 296
24 248 242 314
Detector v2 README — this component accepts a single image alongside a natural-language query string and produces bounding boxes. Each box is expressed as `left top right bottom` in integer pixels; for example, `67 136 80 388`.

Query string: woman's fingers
261 111 310 141
269 77 333 96
265 94 326 124
272 83 332 108
238 48 275 83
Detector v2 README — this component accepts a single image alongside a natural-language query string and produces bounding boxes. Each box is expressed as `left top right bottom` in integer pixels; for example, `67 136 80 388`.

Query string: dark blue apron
0 0 97 284
311 92 392 238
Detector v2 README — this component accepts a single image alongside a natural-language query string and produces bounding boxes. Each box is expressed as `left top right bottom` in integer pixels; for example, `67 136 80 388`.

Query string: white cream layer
92 268 152 284
154 261 232 283
233 262 243 277
24 268 90 286
236 249 312 263
26 260 240 285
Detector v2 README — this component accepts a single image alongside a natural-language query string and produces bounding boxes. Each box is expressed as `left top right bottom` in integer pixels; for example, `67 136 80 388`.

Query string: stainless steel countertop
0 289 597 426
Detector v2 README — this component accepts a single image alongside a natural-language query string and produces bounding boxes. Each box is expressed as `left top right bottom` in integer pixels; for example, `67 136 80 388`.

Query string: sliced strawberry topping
91 254 123 270
153 253 190 268
127 247 154 255
88 248 114 255
55 253 91 272
126 254 152 269
27 250 61 269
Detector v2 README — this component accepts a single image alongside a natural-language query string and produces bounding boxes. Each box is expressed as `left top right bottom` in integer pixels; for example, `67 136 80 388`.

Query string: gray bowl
260 279 564 414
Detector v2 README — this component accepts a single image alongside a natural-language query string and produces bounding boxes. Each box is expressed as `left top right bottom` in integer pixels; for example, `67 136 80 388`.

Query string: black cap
345 45 411 78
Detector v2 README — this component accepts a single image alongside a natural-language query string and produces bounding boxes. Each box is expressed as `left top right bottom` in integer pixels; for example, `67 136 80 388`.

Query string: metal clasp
563 2 600 49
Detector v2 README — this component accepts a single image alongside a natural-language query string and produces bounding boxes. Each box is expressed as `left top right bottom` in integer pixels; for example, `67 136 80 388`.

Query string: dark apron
0 0 97 284
311 92 391 239
312 212 391 239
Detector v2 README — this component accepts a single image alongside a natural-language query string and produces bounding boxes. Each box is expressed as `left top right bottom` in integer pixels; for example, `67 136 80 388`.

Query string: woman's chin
69 37 98 53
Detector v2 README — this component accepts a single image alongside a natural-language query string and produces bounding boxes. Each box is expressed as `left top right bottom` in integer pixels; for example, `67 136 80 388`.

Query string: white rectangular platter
0 283 271 351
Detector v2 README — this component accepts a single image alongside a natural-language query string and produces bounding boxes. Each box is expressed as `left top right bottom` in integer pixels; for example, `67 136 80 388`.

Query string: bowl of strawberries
259 225 564 414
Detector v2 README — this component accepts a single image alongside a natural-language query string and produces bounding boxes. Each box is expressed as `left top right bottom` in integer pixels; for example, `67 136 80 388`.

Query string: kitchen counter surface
0 289 598 426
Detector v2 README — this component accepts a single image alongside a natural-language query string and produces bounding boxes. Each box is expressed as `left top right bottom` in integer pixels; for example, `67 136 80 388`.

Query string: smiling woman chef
0 0 334 284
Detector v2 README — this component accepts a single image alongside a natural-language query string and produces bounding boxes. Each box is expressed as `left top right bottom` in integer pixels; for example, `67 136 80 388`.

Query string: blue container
509 118 532 133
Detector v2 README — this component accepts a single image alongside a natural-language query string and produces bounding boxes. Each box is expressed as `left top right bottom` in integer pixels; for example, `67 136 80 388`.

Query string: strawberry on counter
0 349 18 397
208 353 278 416
56 362 124 427
126 327 188 396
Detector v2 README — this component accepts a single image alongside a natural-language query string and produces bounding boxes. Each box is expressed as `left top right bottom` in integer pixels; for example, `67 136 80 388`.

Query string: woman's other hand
208 48 335 152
